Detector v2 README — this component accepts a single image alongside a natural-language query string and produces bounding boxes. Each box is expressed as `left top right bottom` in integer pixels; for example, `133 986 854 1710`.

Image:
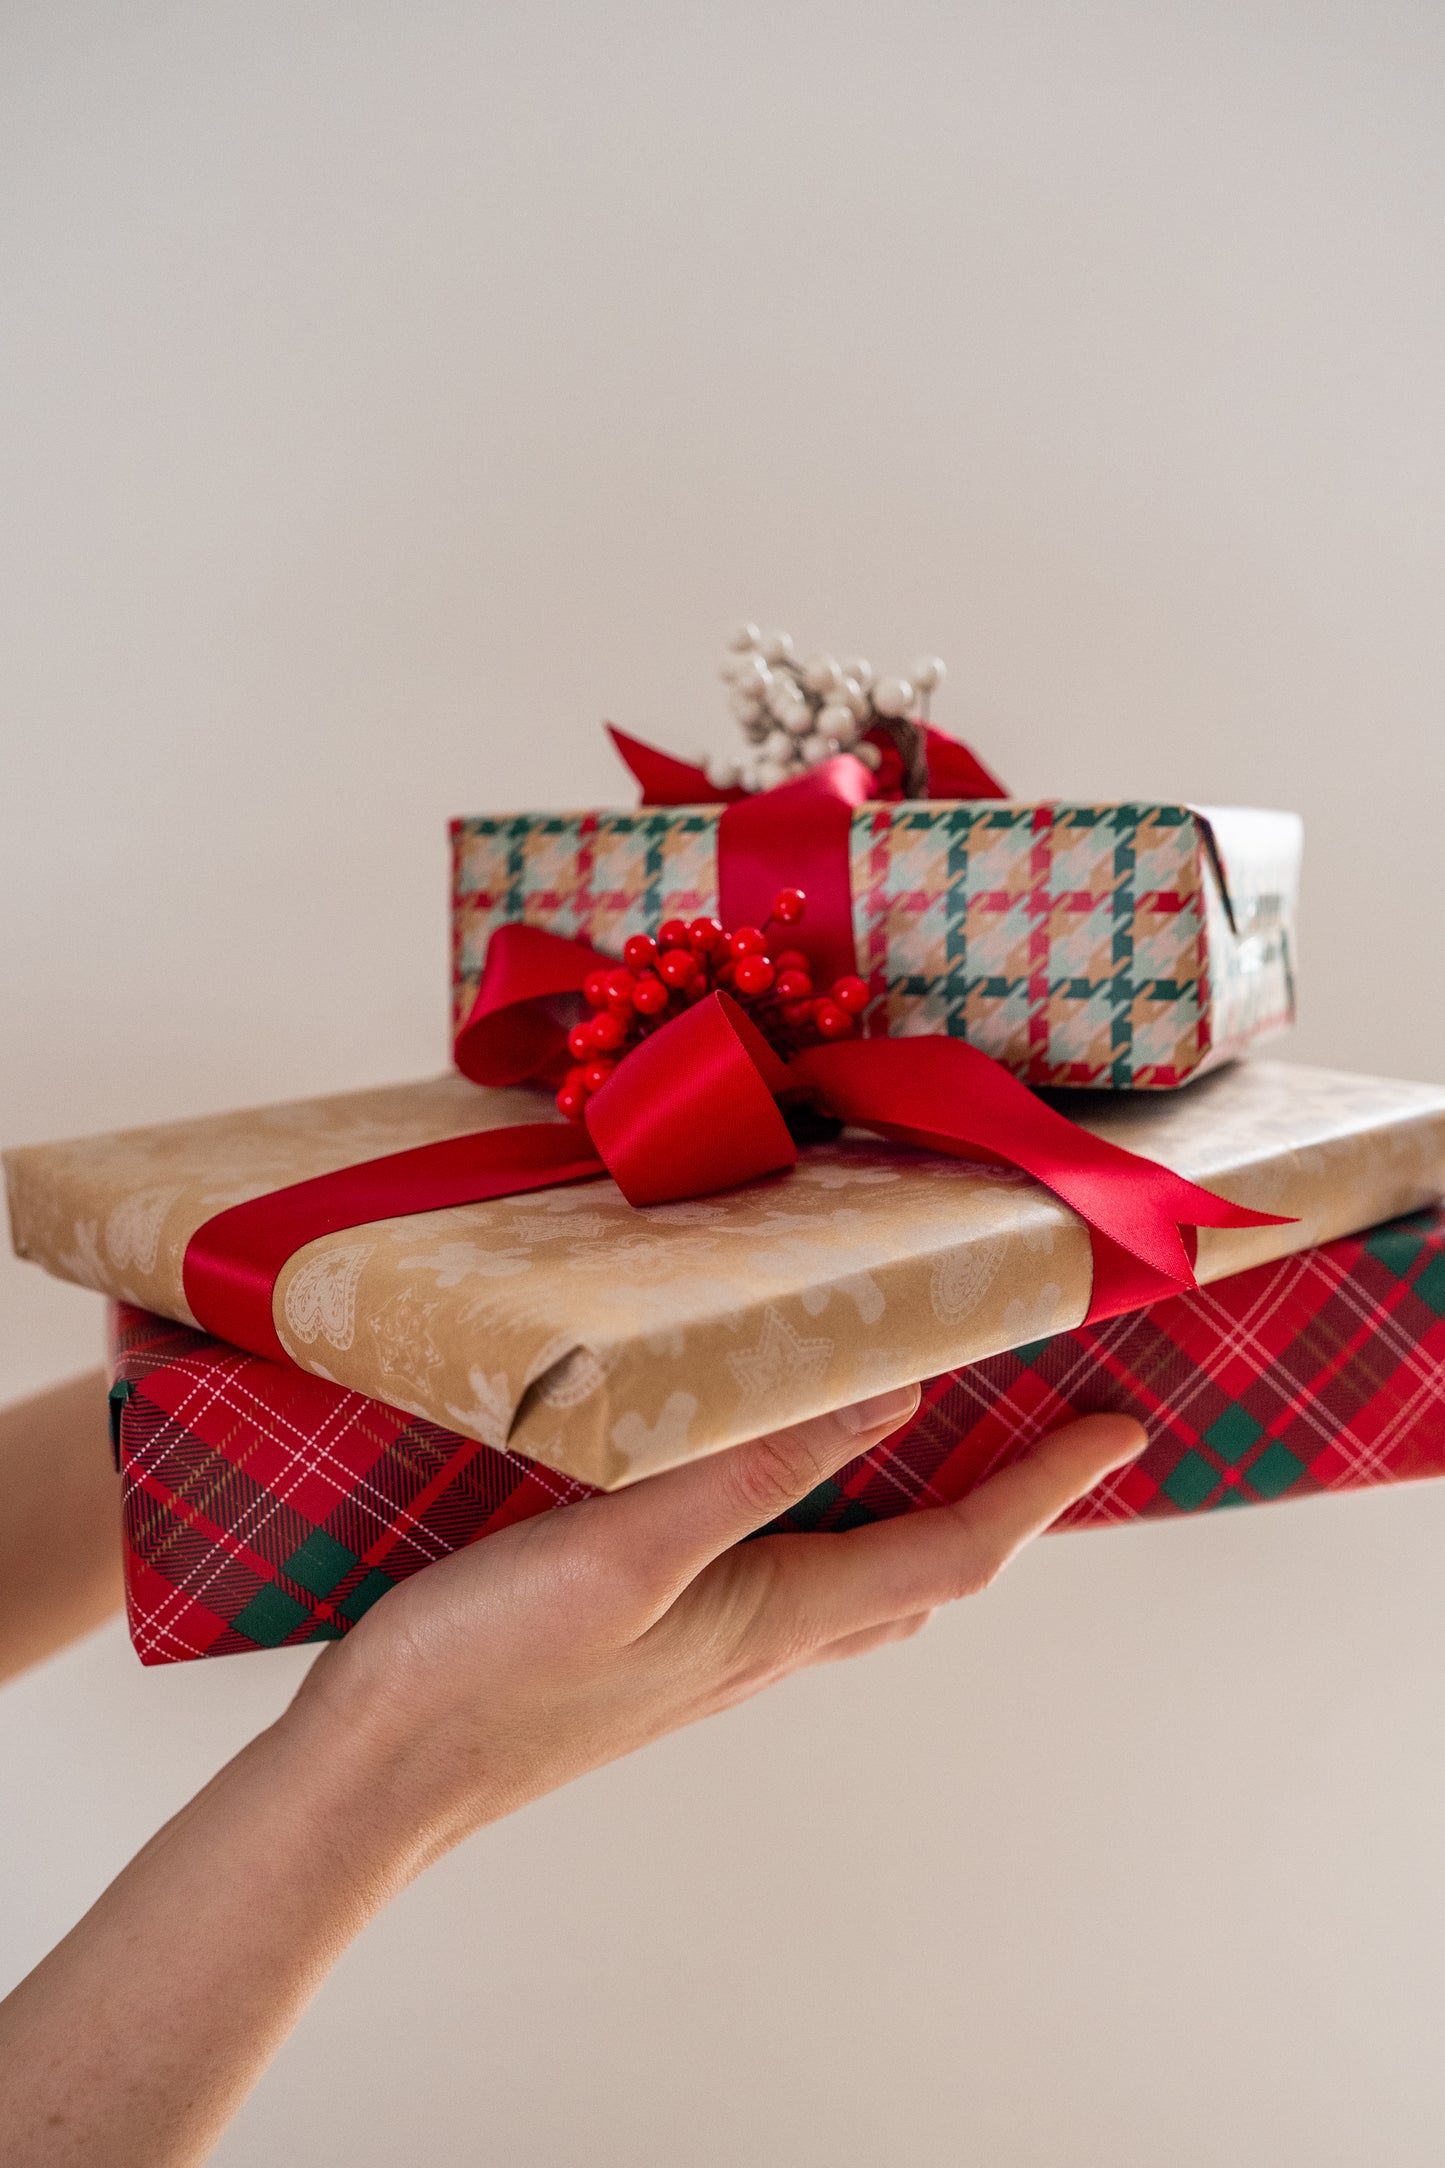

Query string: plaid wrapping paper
111 1205 1445 1663
451 800 1300 1089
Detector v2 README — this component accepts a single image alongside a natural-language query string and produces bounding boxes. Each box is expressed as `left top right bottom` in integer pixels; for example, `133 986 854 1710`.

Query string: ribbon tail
921 725 1011 800
1079 1224 1200 1322
787 1036 1291 1319
605 725 741 807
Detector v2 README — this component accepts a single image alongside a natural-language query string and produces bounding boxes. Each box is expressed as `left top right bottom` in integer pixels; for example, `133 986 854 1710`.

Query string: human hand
288 1390 1145 1867
0 1387 1143 2168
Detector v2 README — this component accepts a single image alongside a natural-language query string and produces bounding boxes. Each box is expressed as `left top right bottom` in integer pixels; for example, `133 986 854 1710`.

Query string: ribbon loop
455 921 609 1086
585 993 797 1207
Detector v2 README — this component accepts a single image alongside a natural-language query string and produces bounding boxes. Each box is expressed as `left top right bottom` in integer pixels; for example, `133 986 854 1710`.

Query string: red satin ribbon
717 757 873 990
604 721 1010 804
583 995 1279 1318
184 1125 605 1365
185 762 1289 1364
584 995 797 1206
453 921 605 1087
453 759 876 1086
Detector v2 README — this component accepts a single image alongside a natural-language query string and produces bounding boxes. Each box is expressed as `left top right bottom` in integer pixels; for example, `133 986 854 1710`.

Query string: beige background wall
4 3 1445 2161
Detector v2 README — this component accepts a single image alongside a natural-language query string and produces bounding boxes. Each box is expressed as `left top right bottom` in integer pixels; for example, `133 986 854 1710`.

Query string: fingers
583 1382 923 1599
736 1413 1146 1656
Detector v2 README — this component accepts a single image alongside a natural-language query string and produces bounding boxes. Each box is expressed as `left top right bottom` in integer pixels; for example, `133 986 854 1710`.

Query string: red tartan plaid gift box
110 1206 1445 1663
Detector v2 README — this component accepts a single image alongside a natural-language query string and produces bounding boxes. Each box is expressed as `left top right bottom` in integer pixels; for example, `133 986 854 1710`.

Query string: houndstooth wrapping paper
111 1205 1445 1663
451 800 1301 1090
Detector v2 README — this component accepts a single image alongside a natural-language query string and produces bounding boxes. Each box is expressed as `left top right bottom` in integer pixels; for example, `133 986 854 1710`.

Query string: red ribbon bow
184 755 1287 1368
455 925 1281 1309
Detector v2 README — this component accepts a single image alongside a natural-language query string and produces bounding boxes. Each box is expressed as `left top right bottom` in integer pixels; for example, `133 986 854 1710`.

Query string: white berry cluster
704 624 946 793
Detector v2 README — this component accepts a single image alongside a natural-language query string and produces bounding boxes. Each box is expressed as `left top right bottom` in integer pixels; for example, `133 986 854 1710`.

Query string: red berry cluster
555 886 871 1121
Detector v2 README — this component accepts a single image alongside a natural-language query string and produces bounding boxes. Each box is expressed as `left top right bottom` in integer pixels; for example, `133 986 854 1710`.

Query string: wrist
230 1696 438 1906
273 1646 506 1873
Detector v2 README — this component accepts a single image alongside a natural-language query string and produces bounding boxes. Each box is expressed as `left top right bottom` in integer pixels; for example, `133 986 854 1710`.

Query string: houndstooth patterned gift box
110 1205 1445 1663
451 800 1300 1090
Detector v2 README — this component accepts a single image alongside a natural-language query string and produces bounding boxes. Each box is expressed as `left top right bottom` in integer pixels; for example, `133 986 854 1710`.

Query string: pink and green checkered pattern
451 800 1296 1090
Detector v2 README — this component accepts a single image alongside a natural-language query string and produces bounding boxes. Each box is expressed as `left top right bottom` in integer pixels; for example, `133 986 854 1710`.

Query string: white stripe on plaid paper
126 1350 582 1659
858 1240 1445 1532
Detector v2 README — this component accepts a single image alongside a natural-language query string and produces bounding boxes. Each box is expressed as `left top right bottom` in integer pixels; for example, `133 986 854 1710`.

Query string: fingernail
841 1384 921 1435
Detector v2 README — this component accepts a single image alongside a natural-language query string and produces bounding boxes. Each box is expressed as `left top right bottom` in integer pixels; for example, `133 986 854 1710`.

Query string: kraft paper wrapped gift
8 1060 1445 1492
110 1203 1445 1663
451 800 1301 1090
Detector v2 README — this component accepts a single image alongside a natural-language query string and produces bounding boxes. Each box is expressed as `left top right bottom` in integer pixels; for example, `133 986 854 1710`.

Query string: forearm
0 1702 427 2168
0 1370 123 1683
0 1388 1140 2166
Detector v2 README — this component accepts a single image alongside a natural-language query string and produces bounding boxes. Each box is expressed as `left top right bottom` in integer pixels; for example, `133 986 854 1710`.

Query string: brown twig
879 715 930 797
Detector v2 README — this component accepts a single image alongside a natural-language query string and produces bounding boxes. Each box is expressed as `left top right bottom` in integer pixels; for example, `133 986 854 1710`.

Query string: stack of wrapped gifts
8 631 1445 1663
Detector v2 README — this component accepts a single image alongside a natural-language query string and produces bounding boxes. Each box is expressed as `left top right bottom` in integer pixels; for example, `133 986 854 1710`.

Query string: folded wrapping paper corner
12 1062 1445 1489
